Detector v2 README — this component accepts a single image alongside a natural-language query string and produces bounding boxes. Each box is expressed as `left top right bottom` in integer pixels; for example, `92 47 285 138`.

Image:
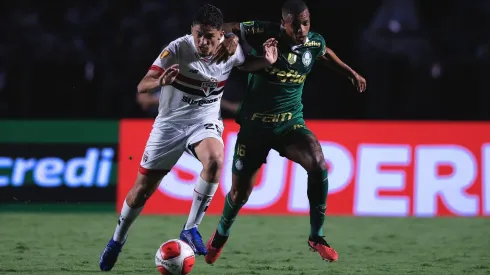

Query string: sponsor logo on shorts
292 124 306 130
143 152 149 163
251 112 292 123
282 124 307 136
182 96 219 106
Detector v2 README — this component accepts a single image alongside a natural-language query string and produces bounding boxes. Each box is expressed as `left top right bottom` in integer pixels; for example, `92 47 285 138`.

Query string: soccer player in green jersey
204 0 367 264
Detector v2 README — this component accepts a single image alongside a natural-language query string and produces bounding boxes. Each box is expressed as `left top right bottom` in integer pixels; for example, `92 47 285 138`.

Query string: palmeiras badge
302 50 312 66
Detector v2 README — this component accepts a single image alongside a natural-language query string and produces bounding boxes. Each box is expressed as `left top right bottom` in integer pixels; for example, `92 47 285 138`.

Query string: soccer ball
155 239 195 275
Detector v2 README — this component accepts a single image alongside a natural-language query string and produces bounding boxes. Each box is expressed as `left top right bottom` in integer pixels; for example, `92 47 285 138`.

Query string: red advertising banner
118 120 490 217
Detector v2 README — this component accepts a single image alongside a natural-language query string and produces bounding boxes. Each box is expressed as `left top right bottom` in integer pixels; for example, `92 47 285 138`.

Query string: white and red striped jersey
149 34 245 126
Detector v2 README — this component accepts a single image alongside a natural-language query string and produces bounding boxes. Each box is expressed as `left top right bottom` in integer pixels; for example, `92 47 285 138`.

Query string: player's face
191 24 224 56
281 9 311 44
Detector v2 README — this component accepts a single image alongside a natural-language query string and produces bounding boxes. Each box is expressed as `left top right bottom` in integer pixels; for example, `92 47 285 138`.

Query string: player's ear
281 19 285 28
190 23 199 33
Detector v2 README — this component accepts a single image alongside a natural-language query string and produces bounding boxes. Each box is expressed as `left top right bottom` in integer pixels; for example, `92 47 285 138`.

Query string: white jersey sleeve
150 41 179 74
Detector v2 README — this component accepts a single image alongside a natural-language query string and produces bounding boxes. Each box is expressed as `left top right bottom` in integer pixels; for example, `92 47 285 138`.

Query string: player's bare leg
180 137 223 255
282 132 338 262
205 170 259 264
100 170 167 271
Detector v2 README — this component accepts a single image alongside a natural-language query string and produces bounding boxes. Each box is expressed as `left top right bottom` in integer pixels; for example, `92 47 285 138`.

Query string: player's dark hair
282 0 308 18
192 4 224 30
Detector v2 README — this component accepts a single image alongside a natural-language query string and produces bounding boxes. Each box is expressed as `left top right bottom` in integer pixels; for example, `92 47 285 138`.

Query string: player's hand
211 35 239 64
349 72 366 93
158 64 179 86
263 38 278 65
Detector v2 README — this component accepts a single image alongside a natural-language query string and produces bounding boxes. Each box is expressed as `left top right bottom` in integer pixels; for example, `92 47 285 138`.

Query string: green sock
308 169 329 238
217 192 245 236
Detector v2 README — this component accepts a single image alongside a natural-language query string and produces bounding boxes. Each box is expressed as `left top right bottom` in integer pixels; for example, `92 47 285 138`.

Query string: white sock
113 200 144 243
184 177 219 230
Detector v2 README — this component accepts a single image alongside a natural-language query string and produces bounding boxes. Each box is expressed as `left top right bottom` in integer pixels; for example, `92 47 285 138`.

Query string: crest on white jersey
201 77 219 96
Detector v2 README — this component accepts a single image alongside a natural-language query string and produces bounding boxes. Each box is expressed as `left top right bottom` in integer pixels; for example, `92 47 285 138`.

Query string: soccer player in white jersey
99 4 278 271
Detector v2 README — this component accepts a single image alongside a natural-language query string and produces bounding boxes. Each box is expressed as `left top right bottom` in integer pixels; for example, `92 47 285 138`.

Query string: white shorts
139 120 224 173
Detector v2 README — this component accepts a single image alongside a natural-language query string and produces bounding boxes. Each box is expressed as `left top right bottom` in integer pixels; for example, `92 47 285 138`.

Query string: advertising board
118 120 490 217
0 121 118 203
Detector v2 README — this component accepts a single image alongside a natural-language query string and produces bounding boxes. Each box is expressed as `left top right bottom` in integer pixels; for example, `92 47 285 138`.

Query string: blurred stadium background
1 0 489 274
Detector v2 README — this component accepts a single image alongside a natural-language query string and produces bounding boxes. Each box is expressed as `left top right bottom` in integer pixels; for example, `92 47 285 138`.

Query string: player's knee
202 152 224 177
305 151 327 176
314 151 327 171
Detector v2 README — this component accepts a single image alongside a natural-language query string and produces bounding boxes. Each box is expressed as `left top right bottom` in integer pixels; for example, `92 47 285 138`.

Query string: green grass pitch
0 210 489 275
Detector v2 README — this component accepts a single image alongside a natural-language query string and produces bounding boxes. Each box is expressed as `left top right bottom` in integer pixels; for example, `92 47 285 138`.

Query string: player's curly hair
282 0 308 18
192 4 224 30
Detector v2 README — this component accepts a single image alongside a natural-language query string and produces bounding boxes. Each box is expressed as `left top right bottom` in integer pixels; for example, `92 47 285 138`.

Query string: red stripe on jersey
176 74 226 88
150 65 164 73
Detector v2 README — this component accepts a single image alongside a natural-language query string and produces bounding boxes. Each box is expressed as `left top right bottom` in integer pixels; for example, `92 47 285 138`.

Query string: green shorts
231 117 313 176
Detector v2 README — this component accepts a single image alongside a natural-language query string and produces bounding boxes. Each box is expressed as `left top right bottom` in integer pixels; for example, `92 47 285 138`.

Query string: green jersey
237 21 327 126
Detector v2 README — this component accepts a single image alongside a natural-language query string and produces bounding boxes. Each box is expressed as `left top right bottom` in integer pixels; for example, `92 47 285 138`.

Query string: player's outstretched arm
318 48 366 93
214 21 275 64
237 56 272 72
237 38 278 72
222 22 241 37
213 21 274 64
211 22 240 64
137 64 179 93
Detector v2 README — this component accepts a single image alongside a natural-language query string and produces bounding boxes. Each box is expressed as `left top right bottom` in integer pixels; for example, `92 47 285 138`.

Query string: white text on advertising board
157 133 490 217
0 148 114 188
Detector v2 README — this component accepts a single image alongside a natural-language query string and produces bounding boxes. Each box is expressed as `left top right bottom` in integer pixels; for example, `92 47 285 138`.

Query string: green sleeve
315 33 327 58
239 21 279 55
